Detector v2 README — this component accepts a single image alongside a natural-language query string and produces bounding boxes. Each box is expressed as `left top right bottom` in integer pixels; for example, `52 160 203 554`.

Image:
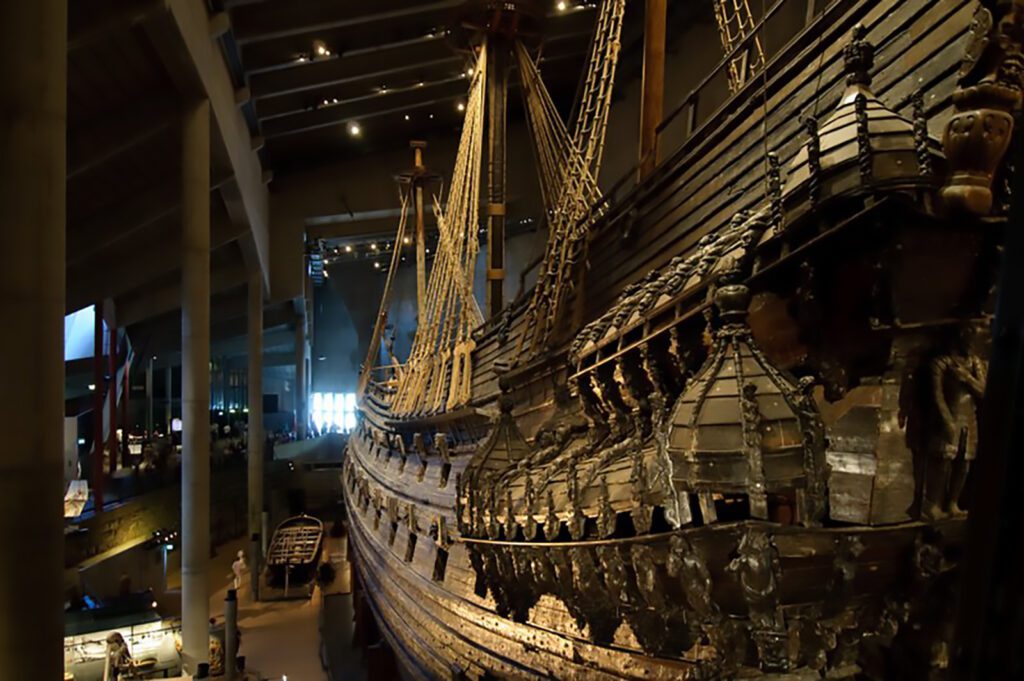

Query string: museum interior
3 0 1024 679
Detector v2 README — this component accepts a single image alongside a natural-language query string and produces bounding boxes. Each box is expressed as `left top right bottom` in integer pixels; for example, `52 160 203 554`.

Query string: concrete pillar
295 317 307 439
165 364 173 433
247 271 264 598
0 0 66 677
108 323 117 475
180 98 211 671
146 357 154 436
224 589 238 681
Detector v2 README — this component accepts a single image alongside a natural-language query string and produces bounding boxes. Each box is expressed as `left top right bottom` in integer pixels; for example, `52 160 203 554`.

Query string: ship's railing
481 0 828 342
585 0 818 224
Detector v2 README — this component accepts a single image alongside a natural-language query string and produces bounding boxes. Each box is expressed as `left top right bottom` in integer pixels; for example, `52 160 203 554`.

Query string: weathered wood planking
465 0 974 409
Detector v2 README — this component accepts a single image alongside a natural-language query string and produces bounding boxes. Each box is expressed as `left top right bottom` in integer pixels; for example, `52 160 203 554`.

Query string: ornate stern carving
942 0 1024 215
597 476 617 538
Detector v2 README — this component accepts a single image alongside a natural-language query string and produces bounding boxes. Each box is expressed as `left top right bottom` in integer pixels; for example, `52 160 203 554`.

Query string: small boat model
265 514 324 589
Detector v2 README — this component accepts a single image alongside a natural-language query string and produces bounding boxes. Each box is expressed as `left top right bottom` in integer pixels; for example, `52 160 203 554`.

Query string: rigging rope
713 0 765 93
356 187 413 401
388 45 489 416
516 0 626 356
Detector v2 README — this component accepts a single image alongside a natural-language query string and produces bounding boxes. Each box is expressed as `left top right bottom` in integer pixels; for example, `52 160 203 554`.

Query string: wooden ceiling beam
231 0 462 46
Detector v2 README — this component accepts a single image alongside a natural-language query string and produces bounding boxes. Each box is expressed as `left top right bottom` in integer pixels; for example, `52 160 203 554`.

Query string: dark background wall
308 0 813 394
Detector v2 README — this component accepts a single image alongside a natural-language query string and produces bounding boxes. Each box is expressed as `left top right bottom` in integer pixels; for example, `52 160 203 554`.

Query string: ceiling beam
231 0 462 46
243 33 452 80
68 0 163 53
262 78 468 139
66 201 246 312
67 97 178 179
145 0 271 291
116 247 249 327
67 172 231 267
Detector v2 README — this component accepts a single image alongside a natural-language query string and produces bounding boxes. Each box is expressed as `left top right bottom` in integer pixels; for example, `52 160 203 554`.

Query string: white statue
230 550 247 590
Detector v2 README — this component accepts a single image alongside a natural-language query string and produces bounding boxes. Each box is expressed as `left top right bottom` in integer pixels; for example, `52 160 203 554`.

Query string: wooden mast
412 141 428 315
638 0 666 181
485 38 507 319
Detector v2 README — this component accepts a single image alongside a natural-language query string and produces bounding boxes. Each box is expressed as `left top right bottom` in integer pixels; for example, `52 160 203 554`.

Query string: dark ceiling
218 0 619 173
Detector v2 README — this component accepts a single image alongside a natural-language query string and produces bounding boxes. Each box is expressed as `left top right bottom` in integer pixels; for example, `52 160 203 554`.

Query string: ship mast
486 37 508 319
456 1 546 319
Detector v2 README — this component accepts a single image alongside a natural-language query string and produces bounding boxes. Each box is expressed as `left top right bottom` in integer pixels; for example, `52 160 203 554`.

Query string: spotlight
374 262 381 269
557 1 568 11
348 122 361 137
151 601 158 609
429 113 434 119
457 102 465 112
402 236 411 245
404 114 410 121
370 243 377 250
467 67 475 76
345 245 353 253
314 40 328 56
88 384 96 391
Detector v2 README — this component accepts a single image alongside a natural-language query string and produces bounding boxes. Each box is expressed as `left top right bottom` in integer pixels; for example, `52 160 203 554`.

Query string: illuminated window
311 391 358 433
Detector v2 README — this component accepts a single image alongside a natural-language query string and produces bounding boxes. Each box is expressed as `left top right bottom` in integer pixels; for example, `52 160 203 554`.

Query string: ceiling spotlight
322 99 329 106
402 236 411 245
297 55 307 63
380 85 388 94
404 114 410 121
457 102 465 112
314 41 328 56
556 1 568 11
467 67 475 76
417 81 425 88
348 122 361 137
370 243 377 250
332 97 339 104
88 384 96 391
429 113 434 119
373 261 381 269
345 245 353 253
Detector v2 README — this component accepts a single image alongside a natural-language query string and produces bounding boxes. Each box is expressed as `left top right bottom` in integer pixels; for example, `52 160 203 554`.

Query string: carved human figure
666 534 717 622
923 326 987 519
727 531 783 632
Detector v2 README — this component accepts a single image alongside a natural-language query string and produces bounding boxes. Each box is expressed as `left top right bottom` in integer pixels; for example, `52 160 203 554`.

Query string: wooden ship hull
344 0 1011 678
265 514 324 587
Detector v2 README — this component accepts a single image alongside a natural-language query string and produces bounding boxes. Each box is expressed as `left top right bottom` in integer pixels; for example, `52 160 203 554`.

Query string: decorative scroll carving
855 93 873 185
727 530 786 672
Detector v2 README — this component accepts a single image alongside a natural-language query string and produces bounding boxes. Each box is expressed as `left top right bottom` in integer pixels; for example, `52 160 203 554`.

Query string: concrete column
165 364 173 433
180 98 211 671
247 271 264 597
295 317 307 439
0 0 66 677
224 589 238 681
108 323 117 475
146 357 154 436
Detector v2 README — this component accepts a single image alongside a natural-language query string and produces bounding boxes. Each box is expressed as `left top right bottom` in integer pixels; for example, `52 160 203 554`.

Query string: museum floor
166 528 366 681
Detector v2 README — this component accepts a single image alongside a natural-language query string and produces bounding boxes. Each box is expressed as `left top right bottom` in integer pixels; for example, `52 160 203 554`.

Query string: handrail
657 0 791 136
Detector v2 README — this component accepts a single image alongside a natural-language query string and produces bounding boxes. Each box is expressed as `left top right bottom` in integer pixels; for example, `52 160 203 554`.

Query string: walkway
167 523 365 680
